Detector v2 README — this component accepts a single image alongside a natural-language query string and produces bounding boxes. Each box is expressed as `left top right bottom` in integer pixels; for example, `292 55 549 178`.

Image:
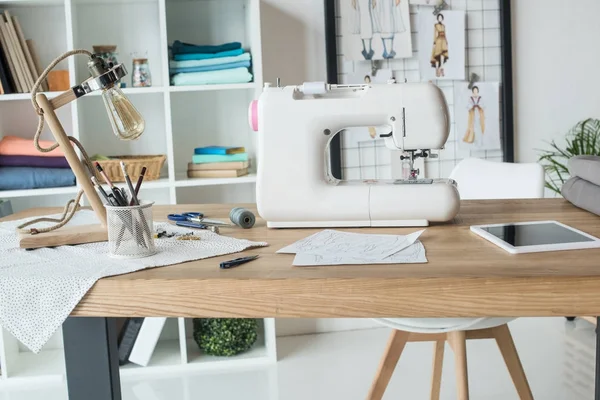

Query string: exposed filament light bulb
102 85 145 140
87 55 145 140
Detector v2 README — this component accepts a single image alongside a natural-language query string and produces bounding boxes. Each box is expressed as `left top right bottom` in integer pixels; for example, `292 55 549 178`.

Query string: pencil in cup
110 166 149 250
92 176 145 249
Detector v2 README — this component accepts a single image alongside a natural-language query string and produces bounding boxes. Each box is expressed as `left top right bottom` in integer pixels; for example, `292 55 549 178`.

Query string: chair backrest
448 158 545 200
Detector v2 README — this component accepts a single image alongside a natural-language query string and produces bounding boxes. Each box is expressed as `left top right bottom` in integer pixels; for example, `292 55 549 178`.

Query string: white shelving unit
0 0 275 386
0 318 276 386
0 0 263 212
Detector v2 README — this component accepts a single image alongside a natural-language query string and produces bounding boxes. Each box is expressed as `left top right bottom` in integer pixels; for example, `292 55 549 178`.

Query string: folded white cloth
0 210 267 352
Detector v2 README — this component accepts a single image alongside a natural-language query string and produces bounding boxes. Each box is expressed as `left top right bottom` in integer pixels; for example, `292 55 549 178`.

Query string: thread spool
230 207 255 229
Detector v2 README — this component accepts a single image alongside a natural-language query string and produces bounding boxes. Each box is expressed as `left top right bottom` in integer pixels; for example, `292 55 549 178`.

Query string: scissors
167 212 204 222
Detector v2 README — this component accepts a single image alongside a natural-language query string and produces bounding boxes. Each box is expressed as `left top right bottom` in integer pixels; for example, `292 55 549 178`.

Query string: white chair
368 158 545 400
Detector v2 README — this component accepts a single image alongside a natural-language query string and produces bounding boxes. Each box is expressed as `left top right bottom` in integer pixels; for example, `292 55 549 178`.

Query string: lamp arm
30 49 93 156
18 49 104 236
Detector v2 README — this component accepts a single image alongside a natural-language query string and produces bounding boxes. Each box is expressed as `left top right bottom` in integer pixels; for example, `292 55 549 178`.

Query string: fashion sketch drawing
463 85 485 145
351 0 406 60
431 13 448 77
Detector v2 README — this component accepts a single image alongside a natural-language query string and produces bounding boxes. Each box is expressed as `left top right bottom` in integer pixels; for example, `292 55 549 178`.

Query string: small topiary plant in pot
193 318 258 356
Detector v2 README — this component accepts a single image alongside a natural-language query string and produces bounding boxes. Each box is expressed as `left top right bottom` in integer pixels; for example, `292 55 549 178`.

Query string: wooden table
5 199 600 400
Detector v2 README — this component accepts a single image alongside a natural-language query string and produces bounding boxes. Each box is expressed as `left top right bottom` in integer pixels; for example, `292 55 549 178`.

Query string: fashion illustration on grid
430 13 448 76
352 0 406 60
463 85 485 145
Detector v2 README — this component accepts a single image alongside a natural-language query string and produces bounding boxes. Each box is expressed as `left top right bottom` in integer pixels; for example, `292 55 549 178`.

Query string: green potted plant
193 318 258 357
538 118 600 195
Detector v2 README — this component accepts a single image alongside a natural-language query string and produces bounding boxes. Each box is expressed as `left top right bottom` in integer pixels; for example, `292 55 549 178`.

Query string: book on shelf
118 317 144 365
0 11 45 94
187 160 249 171
187 167 249 178
0 45 12 94
128 317 167 367
194 146 246 155
192 153 248 164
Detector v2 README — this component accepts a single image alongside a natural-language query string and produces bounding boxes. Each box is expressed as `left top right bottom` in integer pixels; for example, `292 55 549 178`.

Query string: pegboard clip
467 72 480 89
433 0 448 15
371 60 382 77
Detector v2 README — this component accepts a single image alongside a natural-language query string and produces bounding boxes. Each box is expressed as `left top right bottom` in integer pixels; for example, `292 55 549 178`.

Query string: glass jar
132 58 152 87
92 45 119 67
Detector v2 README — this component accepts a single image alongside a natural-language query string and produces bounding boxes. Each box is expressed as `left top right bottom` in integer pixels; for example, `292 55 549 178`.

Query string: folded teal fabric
173 49 244 61
171 41 241 55
0 167 75 190
171 67 253 86
170 60 251 74
170 52 251 69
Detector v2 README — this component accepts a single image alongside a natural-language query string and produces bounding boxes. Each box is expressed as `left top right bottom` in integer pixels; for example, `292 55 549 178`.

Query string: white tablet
470 220 600 254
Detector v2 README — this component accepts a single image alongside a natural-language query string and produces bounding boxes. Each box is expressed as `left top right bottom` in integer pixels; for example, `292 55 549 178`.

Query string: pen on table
120 161 139 206
95 162 126 206
220 255 259 269
131 166 147 205
91 176 111 205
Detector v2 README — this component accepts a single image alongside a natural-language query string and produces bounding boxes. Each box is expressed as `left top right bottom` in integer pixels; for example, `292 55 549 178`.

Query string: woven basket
93 155 166 183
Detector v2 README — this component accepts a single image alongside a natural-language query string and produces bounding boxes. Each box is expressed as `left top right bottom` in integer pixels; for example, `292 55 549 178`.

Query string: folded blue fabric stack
170 41 253 86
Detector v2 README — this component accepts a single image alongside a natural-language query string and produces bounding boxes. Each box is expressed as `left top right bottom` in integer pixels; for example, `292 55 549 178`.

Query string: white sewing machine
249 81 460 228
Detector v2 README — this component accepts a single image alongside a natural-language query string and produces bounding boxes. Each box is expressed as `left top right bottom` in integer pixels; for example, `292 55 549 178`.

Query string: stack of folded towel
0 136 75 190
561 155 600 216
170 41 253 86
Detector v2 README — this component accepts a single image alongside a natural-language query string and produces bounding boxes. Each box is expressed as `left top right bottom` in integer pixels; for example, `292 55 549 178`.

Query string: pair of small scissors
167 212 204 222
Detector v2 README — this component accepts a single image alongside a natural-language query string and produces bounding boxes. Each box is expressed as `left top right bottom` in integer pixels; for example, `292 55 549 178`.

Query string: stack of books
188 146 250 178
0 10 47 94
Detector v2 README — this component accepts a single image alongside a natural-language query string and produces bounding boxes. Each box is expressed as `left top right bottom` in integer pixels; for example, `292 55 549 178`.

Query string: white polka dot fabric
0 210 267 353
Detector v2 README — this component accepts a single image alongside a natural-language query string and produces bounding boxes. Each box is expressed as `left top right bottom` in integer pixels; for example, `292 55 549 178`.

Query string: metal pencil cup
106 201 156 258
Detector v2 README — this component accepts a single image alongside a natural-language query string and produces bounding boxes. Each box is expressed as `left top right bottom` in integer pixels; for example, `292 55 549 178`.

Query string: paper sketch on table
342 0 412 61
418 10 465 80
278 229 425 260
293 240 427 266
454 81 501 150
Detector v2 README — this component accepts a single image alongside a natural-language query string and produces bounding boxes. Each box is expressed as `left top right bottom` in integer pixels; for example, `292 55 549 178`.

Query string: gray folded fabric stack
561 155 600 216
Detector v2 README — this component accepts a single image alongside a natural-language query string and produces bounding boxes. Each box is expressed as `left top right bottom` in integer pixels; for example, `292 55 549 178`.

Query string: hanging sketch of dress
463 94 485 145
430 21 448 76
377 0 406 59
351 0 381 60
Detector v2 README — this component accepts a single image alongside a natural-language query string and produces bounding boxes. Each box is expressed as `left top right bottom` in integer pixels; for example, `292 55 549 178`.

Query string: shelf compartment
71 0 164 86
0 2 69 91
170 90 257 178
181 318 273 373
165 0 263 87
76 92 169 180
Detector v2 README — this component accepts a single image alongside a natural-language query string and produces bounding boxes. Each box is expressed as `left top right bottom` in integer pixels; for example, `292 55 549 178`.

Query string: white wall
261 0 327 85
513 0 600 163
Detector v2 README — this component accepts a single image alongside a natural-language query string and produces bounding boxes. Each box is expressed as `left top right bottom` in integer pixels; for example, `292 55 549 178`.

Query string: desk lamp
17 49 145 249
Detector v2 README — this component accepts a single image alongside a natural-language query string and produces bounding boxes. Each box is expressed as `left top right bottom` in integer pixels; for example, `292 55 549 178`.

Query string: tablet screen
481 222 594 247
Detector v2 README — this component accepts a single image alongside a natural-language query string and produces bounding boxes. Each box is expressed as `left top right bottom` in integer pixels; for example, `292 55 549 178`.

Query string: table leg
62 317 122 400
596 317 600 400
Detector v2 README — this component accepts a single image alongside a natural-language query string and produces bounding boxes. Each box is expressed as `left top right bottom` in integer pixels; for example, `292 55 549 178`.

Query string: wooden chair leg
430 339 445 400
367 330 410 400
447 331 469 400
492 324 534 400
